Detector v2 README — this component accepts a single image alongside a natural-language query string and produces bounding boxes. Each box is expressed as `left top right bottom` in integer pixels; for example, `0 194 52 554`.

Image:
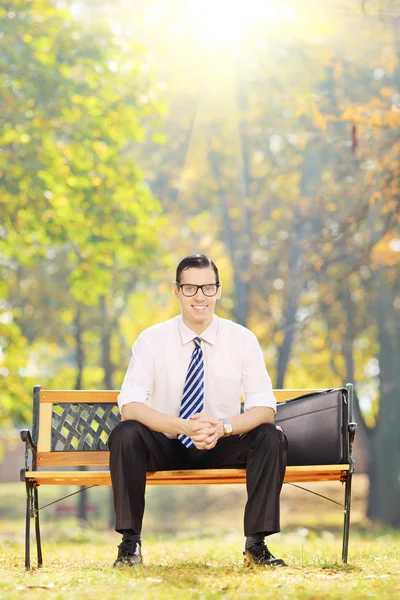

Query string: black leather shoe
113 540 143 567
244 542 287 567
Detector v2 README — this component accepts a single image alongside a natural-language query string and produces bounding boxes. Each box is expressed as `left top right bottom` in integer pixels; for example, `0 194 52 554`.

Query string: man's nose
194 287 206 301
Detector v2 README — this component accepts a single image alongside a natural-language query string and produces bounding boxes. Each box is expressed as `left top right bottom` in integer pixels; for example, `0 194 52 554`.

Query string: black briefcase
275 388 349 466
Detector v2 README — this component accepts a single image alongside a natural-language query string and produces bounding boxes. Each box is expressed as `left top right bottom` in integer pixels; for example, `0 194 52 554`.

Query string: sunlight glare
187 0 296 47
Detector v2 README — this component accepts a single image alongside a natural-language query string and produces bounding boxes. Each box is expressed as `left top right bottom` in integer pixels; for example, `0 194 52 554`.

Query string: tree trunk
275 218 307 388
275 292 298 389
367 275 400 526
74 306 88 522
100 296 115 389
341 290 372 468
234 84 252 327
74 306 84 391
78 481 88 523
209 147 250 327
231 254 250 327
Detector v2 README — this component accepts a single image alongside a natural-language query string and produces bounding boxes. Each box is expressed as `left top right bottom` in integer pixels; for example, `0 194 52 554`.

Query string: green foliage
0 320 31 427
0 0 165 422
0 0 163 301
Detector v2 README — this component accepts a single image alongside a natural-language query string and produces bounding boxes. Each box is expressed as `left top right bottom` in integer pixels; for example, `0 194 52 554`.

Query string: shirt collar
178 314 218 346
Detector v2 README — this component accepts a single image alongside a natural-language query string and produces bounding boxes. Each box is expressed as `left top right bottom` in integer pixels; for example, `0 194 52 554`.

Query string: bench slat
40 391 119 403
38 404 52 452
25 465 349 487
39 389 325 404
37 451 109 466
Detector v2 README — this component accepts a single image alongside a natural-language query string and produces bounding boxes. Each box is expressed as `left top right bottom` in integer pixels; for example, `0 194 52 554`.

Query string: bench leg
342 473 353 563
34 486 43 567
24 482 32 570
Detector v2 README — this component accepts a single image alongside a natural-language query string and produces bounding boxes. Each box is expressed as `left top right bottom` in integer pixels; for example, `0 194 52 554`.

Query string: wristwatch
221 419 233 437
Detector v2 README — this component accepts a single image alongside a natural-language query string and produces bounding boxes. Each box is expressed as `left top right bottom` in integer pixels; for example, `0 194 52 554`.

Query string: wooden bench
21 384 357 570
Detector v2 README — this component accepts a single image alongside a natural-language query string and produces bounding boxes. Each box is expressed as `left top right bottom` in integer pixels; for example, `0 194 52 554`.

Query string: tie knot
194 337 202 347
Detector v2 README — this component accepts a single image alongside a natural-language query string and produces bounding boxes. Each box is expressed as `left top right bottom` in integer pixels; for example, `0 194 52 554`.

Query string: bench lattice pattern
51 403 120 451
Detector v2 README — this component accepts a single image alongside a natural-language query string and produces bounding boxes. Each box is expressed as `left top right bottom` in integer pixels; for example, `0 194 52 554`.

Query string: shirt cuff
117 390 149 414
244 394 277 413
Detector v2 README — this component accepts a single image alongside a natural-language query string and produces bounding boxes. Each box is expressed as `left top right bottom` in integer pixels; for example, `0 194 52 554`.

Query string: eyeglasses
176 283 220 297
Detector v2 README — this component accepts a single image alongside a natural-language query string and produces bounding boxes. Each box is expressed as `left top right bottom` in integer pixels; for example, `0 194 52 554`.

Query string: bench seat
25 465 350 486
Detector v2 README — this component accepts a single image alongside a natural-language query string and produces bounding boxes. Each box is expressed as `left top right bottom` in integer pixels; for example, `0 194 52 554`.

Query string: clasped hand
184 413 224 450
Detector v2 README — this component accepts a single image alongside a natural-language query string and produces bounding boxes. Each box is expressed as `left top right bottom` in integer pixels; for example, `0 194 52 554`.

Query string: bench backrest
33 387 329 468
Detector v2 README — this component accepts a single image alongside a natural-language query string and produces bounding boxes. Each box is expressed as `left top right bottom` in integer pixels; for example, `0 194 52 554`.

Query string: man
108 254 288 568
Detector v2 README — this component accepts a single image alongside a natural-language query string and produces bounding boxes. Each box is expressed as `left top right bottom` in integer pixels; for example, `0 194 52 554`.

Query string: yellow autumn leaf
323 242 334 254
312 103 327 131
340 106 356 121
386 111 400 129
369 191 382 206
380 88 393 98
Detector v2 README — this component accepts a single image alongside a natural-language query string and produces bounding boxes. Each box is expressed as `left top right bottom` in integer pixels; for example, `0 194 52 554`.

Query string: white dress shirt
118 314 276 437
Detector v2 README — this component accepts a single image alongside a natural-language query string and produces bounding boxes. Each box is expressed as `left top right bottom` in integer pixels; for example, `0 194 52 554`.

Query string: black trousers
108 421 287 537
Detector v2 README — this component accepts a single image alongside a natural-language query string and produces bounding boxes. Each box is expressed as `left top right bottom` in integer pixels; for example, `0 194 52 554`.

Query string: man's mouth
192 305 207 312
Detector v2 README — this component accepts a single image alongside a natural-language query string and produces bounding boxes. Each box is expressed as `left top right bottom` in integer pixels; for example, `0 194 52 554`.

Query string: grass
1 477 399 598
1 527 400 599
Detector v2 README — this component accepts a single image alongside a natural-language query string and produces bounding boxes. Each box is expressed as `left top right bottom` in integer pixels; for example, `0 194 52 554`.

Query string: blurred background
0 0 399 536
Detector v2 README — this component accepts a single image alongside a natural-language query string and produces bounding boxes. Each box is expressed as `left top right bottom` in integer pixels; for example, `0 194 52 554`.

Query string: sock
245 533 265 550
121 529 141 546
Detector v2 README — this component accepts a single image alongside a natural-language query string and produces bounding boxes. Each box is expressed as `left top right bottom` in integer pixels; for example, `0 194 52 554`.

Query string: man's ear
173 281 180 299
217 282 222 299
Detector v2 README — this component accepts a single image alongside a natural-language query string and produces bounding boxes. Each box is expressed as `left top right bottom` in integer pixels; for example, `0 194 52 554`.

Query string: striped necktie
178 337 204 448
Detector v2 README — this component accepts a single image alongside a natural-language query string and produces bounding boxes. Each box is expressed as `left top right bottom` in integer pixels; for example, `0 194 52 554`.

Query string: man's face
173 266 222 331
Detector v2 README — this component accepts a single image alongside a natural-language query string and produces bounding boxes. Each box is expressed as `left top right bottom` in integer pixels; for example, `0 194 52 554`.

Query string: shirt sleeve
242 331 277 413
117 331 155 414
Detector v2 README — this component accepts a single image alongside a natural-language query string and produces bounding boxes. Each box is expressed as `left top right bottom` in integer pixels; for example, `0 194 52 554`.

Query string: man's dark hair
175 254 219 284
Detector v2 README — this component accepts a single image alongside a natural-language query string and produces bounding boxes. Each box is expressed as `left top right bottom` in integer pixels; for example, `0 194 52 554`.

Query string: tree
0 0 164 422
125 1 400 526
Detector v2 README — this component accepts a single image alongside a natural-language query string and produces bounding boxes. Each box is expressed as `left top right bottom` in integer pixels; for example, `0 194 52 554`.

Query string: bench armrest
348 422 357 473
20 429 37 449
348 422 357 441
20 429 37 481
